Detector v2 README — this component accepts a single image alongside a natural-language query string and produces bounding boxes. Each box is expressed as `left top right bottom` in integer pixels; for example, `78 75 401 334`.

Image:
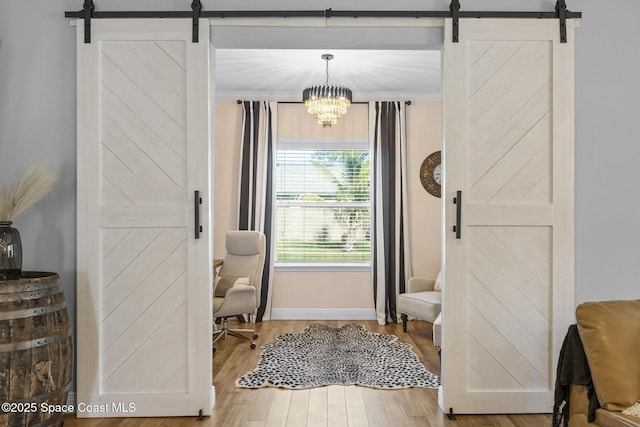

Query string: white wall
2 0 640 394
573 0 640 303
212 100 243 259
0 0 79 318
407 101 442 279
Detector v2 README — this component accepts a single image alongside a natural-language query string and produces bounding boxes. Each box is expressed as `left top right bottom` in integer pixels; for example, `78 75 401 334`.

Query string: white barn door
76 19 213 417
440 18 576 413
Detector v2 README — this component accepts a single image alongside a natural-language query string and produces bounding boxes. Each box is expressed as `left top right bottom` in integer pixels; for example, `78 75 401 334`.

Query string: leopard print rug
236 323 440 389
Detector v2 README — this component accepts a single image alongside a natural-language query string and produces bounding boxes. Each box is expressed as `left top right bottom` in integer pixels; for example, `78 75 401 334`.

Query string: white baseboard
270 308 376 320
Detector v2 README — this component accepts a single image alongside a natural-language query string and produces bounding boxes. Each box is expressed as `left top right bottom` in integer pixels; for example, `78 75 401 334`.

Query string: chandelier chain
325 58 330 86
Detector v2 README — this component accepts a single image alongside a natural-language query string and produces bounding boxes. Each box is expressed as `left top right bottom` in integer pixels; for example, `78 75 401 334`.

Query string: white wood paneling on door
77 19 212 417
440 18 576 414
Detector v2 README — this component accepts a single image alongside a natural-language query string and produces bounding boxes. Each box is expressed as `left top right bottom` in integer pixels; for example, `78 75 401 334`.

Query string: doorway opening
210 25 444 322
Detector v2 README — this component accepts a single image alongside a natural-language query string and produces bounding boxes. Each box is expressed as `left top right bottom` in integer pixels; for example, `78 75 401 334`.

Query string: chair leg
212 317 259 350
227 328 258 349
401 314 408 332
212 318 229 348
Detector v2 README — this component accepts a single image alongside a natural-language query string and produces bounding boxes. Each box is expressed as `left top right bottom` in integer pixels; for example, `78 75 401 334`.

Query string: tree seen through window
275 147 371 264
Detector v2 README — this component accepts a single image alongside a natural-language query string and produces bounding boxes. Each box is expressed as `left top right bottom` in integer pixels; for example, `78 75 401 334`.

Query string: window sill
274 263 371 273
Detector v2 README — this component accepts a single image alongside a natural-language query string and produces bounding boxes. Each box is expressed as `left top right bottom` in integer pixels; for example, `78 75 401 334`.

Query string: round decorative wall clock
419 150 442 198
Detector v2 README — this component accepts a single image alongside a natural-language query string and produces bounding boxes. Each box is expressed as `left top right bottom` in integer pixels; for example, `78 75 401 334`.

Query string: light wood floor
63 319 552 426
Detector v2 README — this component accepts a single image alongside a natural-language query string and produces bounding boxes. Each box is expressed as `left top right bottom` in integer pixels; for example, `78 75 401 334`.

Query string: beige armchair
212 230 266 351
397 276 441 333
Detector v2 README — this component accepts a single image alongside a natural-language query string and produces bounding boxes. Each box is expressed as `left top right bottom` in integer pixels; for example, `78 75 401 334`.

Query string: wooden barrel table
0 272 73 427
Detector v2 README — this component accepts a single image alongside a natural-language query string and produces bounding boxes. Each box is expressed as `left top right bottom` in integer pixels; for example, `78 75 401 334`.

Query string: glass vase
0 221 22 280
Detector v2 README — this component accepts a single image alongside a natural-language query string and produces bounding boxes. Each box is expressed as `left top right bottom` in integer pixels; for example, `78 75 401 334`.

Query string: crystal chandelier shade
303 54 353 128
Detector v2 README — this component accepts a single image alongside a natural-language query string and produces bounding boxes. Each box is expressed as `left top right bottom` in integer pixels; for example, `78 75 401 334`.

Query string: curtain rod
236 101 412 105
65 1 581 44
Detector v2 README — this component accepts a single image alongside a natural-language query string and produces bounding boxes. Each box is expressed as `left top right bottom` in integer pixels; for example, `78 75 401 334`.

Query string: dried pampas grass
0 160 58 221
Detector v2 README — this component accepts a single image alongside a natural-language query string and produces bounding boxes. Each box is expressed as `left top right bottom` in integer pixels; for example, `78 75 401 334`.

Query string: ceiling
214 49 442 101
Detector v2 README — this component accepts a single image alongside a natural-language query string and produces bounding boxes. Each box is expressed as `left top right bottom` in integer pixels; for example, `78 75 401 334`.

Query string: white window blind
275 139 371 265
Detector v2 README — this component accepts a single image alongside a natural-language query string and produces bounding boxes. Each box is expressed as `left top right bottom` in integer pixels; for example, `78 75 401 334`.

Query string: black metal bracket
447 407 457 420
556 0 568 43
196 408 206 421
191 0 202 42
448 0 574 44
65 2 581 45
82 0 94 43
450 0 461 43
75 0 204 43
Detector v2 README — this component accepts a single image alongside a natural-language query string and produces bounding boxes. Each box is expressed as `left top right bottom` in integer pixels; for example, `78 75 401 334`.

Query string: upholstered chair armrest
224 284 256 299
407 277 436 293
214 285 256 318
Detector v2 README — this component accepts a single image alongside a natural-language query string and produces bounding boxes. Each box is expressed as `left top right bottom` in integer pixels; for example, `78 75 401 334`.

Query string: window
275 138 371 266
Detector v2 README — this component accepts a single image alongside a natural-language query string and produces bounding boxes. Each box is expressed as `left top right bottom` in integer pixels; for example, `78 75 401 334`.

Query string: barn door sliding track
66 0 581 44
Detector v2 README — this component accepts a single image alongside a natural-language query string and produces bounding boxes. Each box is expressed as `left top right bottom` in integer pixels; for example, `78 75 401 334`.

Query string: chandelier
302 54 353 128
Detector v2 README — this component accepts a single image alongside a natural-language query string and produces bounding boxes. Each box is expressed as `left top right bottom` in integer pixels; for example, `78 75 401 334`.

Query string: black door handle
194 190 202 239
453 190 461 239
